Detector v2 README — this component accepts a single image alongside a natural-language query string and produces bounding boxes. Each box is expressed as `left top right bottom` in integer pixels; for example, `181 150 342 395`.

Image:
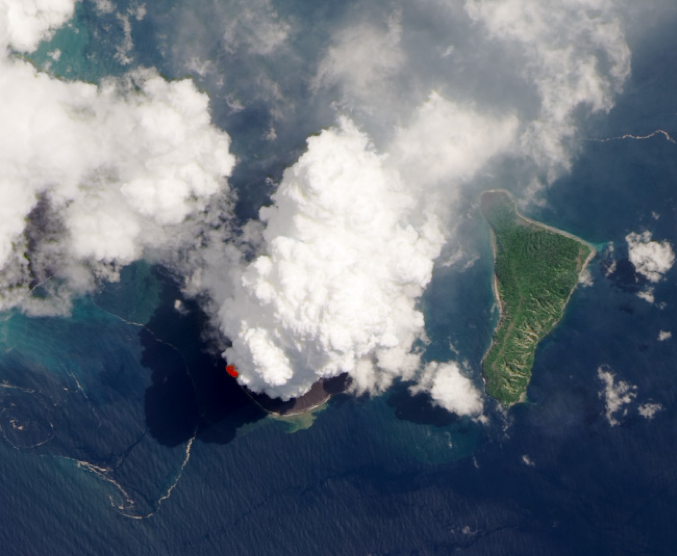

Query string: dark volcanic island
245 374 351 417
480 190 595 406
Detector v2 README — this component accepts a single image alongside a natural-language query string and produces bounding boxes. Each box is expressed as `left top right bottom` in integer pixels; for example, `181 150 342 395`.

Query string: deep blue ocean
3 2 677 555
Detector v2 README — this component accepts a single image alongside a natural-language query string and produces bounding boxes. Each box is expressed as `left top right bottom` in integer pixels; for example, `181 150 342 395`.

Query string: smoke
0 0 642 413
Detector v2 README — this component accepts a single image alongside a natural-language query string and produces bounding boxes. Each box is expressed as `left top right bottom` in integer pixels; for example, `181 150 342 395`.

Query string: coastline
480 189 596 403
245 373 350 417
483 189 596 253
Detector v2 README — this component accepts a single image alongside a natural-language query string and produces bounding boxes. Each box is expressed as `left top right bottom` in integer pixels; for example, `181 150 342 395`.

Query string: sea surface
3 3 677 555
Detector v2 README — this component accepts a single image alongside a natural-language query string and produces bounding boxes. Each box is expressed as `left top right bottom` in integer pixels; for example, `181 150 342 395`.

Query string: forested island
480 190 595 406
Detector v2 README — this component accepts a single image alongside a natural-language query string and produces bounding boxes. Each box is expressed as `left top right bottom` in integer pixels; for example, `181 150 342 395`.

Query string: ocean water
3 3 677 555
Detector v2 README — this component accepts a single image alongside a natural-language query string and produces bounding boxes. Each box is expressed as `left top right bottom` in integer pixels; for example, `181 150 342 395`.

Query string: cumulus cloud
215 73 522 402
410 362 484 418
636 288 655 304
0 0 236 314
638 402 663 420
598 366 636 426
597 366 664 425
658 330 672 341
0 0 77 52
626 231 675 283
220 119 444 399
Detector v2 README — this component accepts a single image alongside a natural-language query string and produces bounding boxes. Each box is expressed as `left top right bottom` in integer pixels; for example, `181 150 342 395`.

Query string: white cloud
439 248 479 271
114 12 134 65
220 119 445 399
626 231 675 283
638 402 663 420
598 366 636 426
215 72 523 402
0 2 236 314
521 455 535 467
314 14 403 102
658 330 672 341
0 0 641 410
596 367 663 426
389 92 518 187
602 242 617 277
411 362 484 418
0 0 78 52
222 0 290 56
637 288 655 304
210 0 631 403
578 267 594 287
465 0 630 179
93 0 114 15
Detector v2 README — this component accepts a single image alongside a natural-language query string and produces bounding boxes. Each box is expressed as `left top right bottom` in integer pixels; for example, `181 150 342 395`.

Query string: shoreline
480 189 596 402
244 373 351 417
482 189 596 253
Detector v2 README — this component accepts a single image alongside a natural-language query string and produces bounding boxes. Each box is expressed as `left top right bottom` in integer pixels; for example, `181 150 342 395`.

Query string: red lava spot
226 365 239 378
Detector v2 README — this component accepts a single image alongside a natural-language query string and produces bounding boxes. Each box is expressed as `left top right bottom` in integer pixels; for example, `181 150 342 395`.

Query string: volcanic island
480 189 595 406
246 374 350 417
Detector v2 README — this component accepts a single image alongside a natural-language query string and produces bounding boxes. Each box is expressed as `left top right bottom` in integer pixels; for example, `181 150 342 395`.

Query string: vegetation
480 190 594 406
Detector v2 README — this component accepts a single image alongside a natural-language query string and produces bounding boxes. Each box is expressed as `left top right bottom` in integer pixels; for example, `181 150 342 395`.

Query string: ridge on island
480 189 595 406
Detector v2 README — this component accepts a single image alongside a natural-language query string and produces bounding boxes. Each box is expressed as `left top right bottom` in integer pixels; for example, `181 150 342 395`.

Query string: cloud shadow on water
142 269 266 448
386 380 459 428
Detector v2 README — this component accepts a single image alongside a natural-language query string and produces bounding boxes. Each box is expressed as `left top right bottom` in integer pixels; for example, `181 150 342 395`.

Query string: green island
480 189 595 406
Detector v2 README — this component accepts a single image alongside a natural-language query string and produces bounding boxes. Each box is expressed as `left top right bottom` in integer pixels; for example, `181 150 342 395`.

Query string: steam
221 119 444 399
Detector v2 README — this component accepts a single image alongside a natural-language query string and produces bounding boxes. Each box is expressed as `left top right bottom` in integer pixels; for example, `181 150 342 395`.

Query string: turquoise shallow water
3 2 677 555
